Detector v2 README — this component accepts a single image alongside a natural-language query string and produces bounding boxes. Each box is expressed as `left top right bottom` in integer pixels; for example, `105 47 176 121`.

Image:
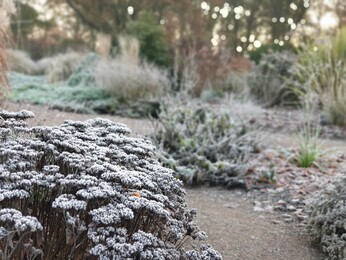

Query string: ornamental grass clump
306 175 346 260
0 110 221 259
289 28 346 127
294 95 322 168
0 0 16 103
153 106 259 188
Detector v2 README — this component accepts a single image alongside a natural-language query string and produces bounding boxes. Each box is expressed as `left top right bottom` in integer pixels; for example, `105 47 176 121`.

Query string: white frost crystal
90 204 134 225
52 194 87 210
0 111 222 259
0 208 42 232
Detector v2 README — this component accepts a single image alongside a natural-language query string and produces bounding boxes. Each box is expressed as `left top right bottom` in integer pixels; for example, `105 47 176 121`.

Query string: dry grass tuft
7 49 85 83
95 36 170 102
46 52 85 83
8 49 40 75
118 35 140 65
95 57 170 102
95 32 112 58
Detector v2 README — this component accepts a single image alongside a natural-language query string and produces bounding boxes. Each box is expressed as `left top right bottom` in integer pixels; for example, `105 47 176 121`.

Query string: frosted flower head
0 111 221 259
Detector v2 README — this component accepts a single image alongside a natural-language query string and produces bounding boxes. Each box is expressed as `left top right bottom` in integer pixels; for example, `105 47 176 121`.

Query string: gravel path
186 188 324 260
4 101 345 259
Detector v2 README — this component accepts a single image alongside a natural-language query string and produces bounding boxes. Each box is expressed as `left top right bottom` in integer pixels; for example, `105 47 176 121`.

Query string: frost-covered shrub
248 51 298 107
306 176 346 260
152 106 259 187
0 110 221 259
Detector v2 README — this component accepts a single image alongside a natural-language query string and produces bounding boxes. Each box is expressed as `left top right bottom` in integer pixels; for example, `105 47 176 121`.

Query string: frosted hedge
306 176 346 260
0 110 221 259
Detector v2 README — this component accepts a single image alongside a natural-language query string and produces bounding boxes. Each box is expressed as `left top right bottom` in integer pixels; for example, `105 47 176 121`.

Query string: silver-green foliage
153 106 259 187
9 71 114 114
306 176 346 260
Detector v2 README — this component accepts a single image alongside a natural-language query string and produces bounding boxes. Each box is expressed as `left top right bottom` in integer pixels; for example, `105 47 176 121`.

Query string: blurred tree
11 2 37 47
126 11 170 67
11 2 54 49
206 0 309 52
53 0 310 56
60 0 172 56
163 0 211 49
64 0 128 36
266 0 307 40
335 0 346 27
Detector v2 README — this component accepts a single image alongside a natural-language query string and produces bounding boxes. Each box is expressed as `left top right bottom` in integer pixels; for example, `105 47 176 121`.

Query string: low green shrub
152 106 259 187
0 110 221 259
306 176 346 260
9 72 115 114
67 53 99 87
248 51 298 107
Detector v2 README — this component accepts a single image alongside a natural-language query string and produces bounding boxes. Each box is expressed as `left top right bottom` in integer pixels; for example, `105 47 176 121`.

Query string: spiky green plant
295 95 322 168
297 133 320 168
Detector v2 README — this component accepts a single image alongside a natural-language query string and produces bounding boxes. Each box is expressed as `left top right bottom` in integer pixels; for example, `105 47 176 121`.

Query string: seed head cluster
0 110 222 259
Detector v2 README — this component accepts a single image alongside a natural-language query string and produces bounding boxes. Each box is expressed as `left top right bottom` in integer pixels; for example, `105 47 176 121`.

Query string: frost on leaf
0 111 221 259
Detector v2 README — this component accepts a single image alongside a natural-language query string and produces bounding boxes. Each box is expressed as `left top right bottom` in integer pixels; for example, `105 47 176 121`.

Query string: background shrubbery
248 42 297 64
289 28 346 127
306 176 346 260
8 47 169 117
248 51 298 107
152 105 260 187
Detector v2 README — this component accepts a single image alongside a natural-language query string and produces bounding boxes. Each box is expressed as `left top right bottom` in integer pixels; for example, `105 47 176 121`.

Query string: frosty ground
5 101 346 260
